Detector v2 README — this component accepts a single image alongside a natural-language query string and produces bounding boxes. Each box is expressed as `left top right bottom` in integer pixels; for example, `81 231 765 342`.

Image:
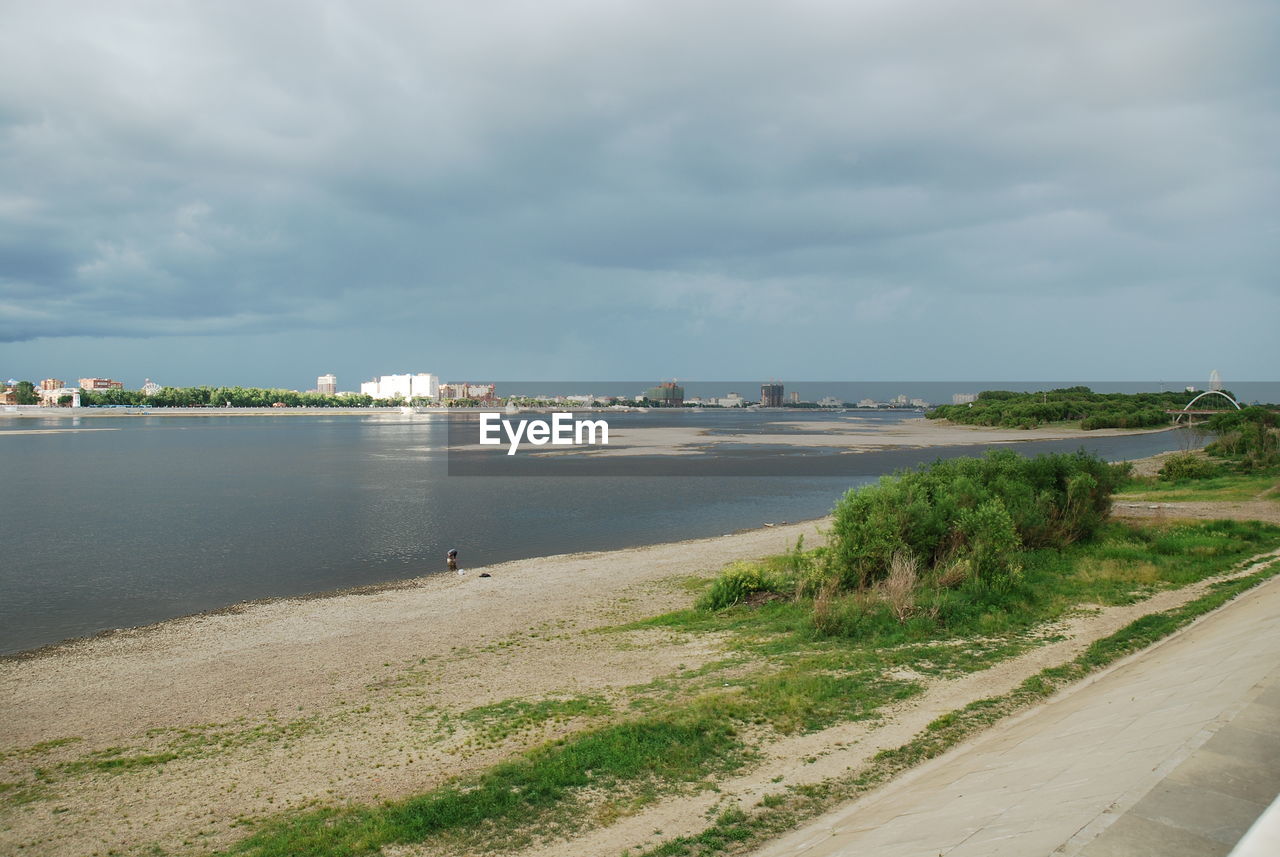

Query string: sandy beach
0 521 827 856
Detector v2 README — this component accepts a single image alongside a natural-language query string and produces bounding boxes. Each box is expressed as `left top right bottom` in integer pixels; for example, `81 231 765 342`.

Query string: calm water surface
0 411 1200 653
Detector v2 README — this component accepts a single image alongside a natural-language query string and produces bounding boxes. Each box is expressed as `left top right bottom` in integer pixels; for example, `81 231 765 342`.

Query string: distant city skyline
8 371 1280 408
2 371 1271 394
2 3 1276 383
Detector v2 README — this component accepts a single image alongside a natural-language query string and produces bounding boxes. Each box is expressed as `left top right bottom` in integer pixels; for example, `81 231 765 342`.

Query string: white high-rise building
360 373 439 400
317 373 337 395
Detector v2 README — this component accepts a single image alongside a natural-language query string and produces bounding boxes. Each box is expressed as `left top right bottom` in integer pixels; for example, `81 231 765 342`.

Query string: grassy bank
1118 470 1280 503
208 512 1280 857
632 554 1280 857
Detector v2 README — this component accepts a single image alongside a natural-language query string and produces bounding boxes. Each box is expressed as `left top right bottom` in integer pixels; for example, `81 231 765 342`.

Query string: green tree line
927 386 1239 430
77 386 376 408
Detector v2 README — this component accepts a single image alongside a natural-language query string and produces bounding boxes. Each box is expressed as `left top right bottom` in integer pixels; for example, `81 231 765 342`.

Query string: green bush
697 562 792 611
1157 453 1222 482
829 450 1123 589
1204 407 1279 471
955 500 1022 586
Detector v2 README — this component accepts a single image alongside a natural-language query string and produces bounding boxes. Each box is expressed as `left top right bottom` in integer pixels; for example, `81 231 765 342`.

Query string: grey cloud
0 0 1276 379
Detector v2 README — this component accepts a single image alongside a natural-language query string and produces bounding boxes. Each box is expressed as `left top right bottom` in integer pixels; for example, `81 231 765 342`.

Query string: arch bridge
1167 390 1242 423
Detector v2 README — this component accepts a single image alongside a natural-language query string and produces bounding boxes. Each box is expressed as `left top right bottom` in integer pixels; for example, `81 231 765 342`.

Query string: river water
0 410 1203 654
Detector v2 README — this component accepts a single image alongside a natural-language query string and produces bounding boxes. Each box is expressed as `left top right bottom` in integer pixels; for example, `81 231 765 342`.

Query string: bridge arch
1174 390 1242 422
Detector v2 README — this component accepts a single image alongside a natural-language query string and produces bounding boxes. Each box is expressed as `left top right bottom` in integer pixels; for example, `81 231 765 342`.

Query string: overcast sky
1 0 1276 388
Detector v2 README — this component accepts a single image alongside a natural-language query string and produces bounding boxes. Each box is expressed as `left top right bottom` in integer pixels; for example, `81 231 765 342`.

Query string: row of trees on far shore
66 386 494 408
74 386 376 408
927 386 1240 430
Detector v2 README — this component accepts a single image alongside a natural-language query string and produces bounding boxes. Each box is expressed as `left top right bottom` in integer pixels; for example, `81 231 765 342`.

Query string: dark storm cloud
1 0 1276 379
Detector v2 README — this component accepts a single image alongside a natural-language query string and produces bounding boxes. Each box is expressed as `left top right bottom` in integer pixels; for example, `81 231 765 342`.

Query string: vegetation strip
632 555 1280 857
926 385 1246 430
217 717 743 857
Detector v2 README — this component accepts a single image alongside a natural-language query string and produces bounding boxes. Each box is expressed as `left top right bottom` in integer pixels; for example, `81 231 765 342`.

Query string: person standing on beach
447 549 460 575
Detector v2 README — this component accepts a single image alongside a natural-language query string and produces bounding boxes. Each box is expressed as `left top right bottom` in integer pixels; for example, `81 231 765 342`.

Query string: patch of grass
442 694 613 744
733 670 919 735
216 714 744 857
0 710 338 810
60 747 182 775
0 736 82 763
0 779 51 806
623 599 814 639
1117 471 1280 503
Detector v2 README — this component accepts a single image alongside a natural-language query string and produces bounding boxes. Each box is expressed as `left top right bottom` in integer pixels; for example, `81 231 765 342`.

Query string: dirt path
1115 499 1280 526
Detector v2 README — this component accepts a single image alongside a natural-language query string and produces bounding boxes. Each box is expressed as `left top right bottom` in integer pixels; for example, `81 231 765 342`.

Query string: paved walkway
754 572 1280 857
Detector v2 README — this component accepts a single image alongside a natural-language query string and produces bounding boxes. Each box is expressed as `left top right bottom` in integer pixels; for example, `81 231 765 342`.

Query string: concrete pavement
753 571 1280 857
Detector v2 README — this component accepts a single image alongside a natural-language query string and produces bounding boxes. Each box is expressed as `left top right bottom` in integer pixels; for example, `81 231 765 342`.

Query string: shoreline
0 518 828 744
0 515 829 663
1 430 1182 660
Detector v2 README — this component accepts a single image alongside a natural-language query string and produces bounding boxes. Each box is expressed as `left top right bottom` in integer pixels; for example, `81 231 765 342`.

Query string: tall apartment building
643 382 685 407
439 382 496 400
360 373 439 400
79 378 123 391
317 373 337 395
40 379 64 391
760 383 784 408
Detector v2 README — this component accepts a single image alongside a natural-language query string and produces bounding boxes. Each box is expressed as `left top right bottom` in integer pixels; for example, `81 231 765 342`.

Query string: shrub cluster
928 386 1231 430
1079 409 1170 430
1157 453 1221 482
695 450 1129 641
697 561 793 611
829 450 1126 590
1204 407 1280 471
